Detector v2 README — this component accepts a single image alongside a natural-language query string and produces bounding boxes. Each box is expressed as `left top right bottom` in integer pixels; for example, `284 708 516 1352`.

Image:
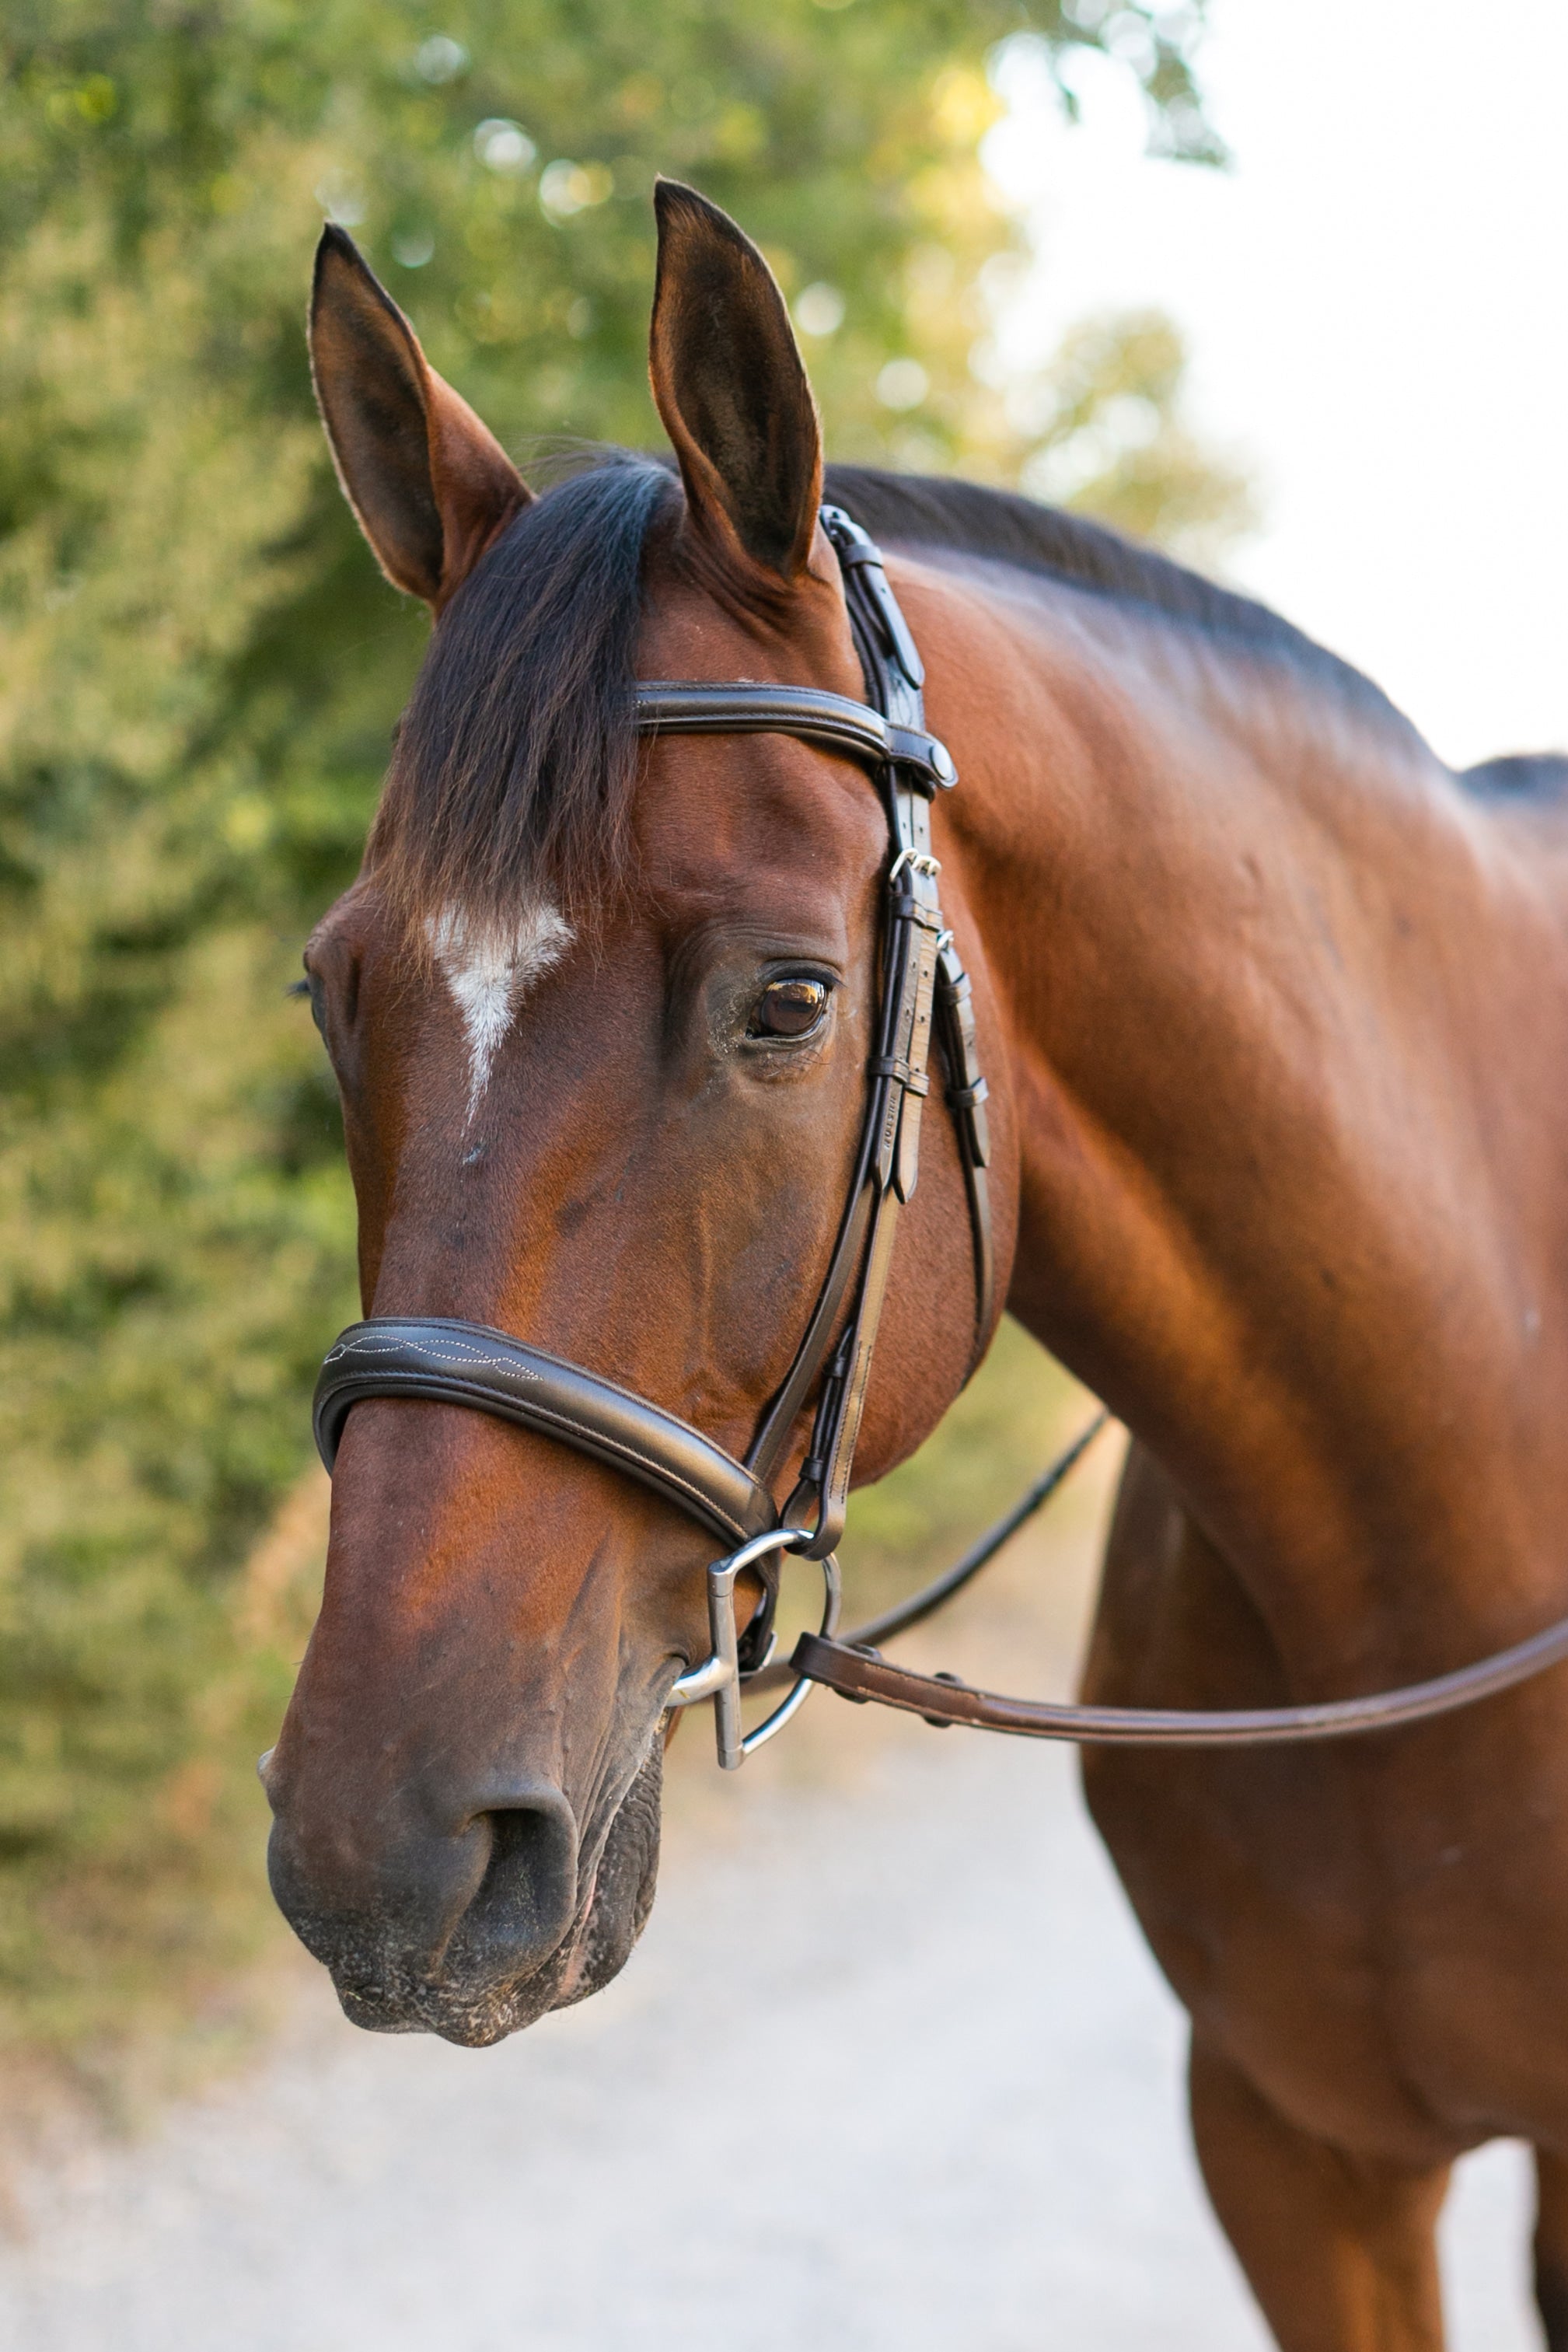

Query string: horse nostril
443 1788 580 1975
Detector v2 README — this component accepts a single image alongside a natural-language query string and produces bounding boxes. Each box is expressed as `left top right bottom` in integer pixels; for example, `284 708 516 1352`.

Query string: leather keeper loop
868 1055 931 1095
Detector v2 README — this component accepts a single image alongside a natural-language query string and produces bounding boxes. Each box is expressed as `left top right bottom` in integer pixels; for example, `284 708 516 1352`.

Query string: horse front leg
1189 2037 1450 2351
1533 2148 1568 2349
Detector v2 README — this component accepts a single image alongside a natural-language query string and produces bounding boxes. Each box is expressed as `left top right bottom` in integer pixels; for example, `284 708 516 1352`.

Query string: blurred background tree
0 0 1245 2089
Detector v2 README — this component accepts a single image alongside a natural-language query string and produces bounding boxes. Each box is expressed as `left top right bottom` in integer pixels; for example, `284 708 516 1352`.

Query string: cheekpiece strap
666 503 1001 1566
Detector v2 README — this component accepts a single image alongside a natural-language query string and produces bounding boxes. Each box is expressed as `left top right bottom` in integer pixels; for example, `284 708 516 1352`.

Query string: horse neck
941 565 1566 1645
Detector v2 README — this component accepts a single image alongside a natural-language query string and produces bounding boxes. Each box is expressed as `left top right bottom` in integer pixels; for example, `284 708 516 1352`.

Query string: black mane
826 463 1406 726
371 453 1401 930
831 467 1301 657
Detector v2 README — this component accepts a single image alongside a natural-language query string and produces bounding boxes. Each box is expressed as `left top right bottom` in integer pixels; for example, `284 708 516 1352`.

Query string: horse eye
750 977 829 1040
292 969 327 1036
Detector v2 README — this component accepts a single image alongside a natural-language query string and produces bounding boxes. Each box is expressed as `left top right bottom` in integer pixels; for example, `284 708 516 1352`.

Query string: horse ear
648 180 823 585
309 225 530 610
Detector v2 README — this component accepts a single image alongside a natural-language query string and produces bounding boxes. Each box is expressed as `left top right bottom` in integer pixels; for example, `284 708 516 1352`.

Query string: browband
634 682 958 795
314 1319 777 1550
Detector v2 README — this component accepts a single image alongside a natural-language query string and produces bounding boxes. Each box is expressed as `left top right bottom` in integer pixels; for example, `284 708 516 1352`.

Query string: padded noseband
314 1318 776 1549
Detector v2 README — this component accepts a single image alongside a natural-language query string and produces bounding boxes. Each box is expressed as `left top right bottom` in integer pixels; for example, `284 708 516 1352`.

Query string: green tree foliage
0 0 1232 2077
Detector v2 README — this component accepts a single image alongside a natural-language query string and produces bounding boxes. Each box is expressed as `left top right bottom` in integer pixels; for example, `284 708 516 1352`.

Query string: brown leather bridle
313 506 1568 1764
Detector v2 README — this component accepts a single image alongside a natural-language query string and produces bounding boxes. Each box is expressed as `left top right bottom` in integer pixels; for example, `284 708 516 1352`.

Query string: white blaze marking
428 902 573 1115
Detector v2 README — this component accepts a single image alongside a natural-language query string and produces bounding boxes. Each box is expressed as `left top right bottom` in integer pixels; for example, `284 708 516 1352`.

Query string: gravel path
0 1501 1542 2350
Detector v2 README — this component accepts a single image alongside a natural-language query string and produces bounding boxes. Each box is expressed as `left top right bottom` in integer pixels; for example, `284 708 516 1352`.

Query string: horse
264 180 1568 2350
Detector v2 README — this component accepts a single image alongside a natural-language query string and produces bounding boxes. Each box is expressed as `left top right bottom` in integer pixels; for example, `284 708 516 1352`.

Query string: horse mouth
326 1738 665 2047
333 1935 578 2046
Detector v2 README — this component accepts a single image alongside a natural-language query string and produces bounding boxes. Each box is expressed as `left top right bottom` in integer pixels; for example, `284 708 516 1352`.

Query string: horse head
262 183 1011 2043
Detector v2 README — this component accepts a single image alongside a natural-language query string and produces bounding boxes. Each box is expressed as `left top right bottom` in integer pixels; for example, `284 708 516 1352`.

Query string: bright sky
983 0 1568 770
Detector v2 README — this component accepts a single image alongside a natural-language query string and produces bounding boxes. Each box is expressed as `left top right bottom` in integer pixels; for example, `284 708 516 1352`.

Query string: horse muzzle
263 1762 585 2043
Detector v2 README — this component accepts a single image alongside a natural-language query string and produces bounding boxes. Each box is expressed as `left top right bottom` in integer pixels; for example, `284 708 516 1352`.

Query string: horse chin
329 1737 665 2048
550 1735 665 2014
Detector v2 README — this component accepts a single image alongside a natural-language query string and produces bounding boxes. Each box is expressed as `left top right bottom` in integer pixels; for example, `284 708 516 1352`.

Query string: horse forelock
368 454 679 942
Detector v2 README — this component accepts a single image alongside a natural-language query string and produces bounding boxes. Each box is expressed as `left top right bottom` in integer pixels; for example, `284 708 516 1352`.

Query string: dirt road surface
0 1471 1542 2350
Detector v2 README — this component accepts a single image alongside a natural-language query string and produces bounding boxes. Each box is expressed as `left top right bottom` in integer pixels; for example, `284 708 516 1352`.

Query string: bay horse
265 182 1568 2350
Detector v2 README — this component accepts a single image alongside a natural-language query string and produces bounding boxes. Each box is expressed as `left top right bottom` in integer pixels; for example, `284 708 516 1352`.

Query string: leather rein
313 505 1568 1765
